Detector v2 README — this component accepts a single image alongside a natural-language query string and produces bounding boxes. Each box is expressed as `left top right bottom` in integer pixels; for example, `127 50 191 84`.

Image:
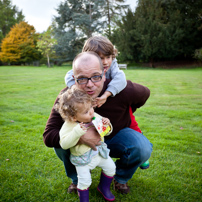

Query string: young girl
65 35 149 169
55 87 116 202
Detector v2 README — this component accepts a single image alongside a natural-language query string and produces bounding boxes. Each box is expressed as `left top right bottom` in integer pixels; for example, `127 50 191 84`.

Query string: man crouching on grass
43 51 152 197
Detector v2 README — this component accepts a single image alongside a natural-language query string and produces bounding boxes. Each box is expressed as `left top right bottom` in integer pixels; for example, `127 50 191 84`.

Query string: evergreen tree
0 21 41 64
52 0 129 63
0 0 24 43
134 0 184 66
52 0 105 63
112 0 202 64
165 0 202 59
111 8 139 62
103 0 129 37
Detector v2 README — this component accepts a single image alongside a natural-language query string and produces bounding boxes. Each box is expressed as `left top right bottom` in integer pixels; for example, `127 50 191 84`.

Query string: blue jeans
54 127 152 185
105 128 153 184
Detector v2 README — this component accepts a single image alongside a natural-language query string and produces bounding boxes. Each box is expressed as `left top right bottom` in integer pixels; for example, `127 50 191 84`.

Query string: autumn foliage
0 21 41 64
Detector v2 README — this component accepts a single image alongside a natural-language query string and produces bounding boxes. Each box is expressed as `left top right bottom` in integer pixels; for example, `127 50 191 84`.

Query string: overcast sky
11 0 138 33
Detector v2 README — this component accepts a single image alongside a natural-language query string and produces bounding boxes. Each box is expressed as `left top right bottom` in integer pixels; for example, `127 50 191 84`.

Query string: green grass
0 66 202 202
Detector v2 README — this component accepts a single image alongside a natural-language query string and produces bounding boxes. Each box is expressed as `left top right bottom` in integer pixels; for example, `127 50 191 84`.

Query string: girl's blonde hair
82 36 118 59
54 87 93 122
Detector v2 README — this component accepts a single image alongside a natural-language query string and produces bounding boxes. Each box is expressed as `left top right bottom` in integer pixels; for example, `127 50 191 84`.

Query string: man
43 51 152 194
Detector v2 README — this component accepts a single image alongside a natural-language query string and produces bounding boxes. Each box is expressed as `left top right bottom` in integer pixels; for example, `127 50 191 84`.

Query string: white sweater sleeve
59 122 85 150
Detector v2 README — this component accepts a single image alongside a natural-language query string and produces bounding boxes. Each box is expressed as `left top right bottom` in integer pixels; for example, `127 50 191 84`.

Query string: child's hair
82 36 118 59
54 87 93 122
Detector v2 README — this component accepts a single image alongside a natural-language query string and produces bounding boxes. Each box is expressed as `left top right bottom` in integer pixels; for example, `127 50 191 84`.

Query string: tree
103 0 129 37
52 0 106 63
112 0 202 64
0 21 41 64
111 8 139 62
52 0 130 63
134 0 184 66
167 0 202 59
0 0 24 43
37 26 57 67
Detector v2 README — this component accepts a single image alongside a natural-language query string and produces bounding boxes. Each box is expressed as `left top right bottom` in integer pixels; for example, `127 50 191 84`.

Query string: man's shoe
67 183 77 194
113 179 130 194
140 160 149 169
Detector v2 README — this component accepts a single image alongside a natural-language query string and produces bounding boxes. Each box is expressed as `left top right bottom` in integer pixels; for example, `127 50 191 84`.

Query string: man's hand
78 126 101 150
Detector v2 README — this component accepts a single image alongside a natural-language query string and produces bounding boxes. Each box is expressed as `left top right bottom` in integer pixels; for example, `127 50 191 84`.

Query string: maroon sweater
43 80 150 148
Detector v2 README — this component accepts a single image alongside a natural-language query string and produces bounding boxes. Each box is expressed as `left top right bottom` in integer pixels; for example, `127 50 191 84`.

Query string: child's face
99 53 113 72
74 102 94 123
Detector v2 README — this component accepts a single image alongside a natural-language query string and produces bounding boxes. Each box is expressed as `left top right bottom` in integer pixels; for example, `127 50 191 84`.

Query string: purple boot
77 188 89 202
97 172 115 201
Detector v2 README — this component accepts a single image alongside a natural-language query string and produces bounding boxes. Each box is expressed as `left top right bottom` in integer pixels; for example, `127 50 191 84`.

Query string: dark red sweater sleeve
128 81 150 112
43 88 68 148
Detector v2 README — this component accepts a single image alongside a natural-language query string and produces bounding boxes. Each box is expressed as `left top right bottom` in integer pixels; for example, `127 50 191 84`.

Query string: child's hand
96 91 112 108
96 94 107 108
79 122 87 132
92 99 97 108
102 117 110 125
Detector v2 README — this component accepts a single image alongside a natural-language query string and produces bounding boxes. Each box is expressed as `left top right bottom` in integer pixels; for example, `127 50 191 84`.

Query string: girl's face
99 53 113 72
74 102 94 123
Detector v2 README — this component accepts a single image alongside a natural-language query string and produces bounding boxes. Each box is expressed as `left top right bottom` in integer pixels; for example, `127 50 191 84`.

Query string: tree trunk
107 0 111 37
47 53 50 67
88 1 92 37
149 58 155 68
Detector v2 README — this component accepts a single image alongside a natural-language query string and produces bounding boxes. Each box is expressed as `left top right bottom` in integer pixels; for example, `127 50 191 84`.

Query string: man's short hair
72 51 104 73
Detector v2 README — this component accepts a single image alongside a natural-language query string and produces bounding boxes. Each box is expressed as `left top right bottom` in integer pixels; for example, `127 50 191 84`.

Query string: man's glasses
75 71 104 85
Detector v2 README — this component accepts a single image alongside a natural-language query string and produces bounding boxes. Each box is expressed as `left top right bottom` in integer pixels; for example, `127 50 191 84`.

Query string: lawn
0 65 202 202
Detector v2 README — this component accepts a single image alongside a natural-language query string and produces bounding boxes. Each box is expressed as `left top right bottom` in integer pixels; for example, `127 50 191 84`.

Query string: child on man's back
65 35 126 107
65 35 142 133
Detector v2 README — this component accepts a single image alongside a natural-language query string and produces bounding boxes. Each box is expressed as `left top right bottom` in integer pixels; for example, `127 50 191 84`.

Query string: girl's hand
102 117 110 125
79 122 87 132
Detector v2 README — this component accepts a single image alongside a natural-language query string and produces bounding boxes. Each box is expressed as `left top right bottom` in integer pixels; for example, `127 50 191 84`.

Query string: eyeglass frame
74 71 104 85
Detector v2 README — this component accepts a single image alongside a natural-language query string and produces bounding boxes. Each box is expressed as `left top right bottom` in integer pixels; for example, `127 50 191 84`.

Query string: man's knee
135 142 152 163
121 142 152 166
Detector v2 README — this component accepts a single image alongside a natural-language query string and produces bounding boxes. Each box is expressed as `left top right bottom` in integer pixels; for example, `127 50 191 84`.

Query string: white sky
11 0 138 33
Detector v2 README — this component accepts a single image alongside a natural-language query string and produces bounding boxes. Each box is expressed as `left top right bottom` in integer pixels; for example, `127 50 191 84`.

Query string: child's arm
64 69 75 87
59 122 86 150
96 91 112 107
106 59 127 96
96 59 127 107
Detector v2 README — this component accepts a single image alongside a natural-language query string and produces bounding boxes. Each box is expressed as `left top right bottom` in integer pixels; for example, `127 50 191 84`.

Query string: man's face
73 54 105 99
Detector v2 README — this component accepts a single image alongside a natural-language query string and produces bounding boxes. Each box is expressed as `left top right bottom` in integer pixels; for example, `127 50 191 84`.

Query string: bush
194 48 202 61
